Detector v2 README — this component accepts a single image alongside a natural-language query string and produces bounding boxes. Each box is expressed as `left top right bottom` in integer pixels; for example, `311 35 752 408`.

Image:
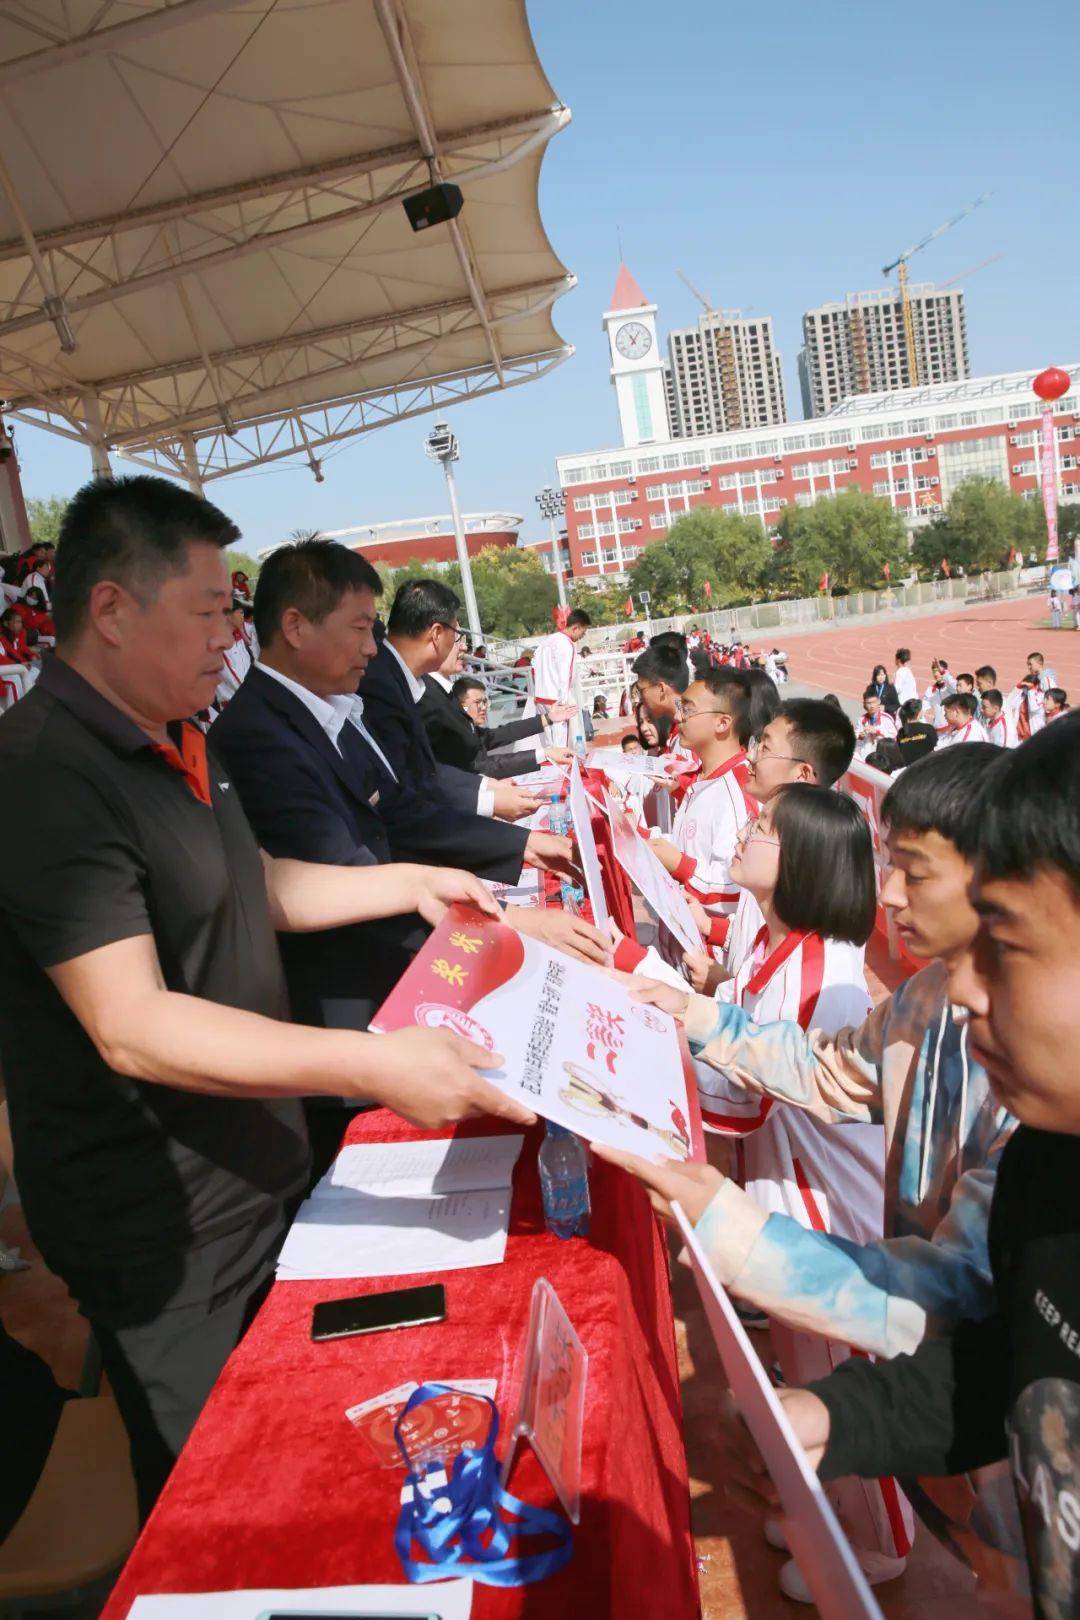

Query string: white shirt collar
429 670 453 694
384 639 426 704
257 660 362 745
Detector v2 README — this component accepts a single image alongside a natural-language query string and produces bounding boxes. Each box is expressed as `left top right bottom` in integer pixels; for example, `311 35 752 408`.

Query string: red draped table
102 1109 699 1619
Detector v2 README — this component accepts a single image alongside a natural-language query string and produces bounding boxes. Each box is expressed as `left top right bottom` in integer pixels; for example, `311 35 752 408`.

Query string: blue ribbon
393 1381 573 1587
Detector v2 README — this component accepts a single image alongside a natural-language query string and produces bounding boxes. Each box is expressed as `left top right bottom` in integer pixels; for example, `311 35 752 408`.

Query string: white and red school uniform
1005 683 1044 741
532 628 577 747
667 752 755 949
984 710 1010 748
936 716 988 749
214 632 253 709
855 707 897 759
694 926 913 1565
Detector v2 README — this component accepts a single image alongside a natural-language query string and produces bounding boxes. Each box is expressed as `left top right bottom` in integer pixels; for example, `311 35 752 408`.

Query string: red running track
783 595 1080 704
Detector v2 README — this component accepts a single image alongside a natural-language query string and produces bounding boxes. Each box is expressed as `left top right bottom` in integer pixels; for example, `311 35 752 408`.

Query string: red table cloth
103 1111 699 1620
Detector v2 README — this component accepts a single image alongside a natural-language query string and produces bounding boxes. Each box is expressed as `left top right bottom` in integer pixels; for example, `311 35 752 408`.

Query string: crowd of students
580 620 1079 1615
1 479 1076 1618
854 646 1071 768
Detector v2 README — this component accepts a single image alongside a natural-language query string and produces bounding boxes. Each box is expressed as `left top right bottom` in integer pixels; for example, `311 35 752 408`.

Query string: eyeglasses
735 815 780 849
436 623 467 644
747 734 808 766
678 701 728 720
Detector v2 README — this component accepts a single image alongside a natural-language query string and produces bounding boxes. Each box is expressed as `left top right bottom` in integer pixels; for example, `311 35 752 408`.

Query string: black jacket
358 644 487 813
419 676 546 777
813 1126 1080 1618
211 666 526 1029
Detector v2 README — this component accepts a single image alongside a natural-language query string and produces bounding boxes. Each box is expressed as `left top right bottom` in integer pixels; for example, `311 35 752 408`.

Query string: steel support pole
442 457 482 640
548 514 567 607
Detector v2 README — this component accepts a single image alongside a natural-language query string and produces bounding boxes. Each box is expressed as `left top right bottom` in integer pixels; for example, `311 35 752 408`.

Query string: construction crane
938 252 1004 290
677 268 716 314
882 193 990 385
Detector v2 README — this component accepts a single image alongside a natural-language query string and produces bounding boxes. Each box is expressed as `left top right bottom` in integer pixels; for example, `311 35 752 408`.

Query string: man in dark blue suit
212 543 585 1036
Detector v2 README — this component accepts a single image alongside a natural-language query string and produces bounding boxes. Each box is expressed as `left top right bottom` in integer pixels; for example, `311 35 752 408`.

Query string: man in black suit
212 543 588 1037
421 656 574 777
361 579 545 819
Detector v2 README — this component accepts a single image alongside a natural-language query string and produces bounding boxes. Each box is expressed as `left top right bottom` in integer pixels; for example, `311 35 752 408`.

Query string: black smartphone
310 1282 446 1342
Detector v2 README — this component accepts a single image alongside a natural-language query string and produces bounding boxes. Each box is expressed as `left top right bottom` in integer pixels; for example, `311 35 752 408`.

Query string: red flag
818 571 829 594
883 561 891 581
941 558 951 578
553 604 569 629
624 596 633 617
702 579 712 598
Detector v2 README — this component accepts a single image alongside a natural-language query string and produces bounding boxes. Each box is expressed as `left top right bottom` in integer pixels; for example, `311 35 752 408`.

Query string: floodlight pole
536 485 567 607
425 424 481 640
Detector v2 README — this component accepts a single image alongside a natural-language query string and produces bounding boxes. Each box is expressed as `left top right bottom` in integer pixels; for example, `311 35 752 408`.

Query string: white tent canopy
0 0 574 484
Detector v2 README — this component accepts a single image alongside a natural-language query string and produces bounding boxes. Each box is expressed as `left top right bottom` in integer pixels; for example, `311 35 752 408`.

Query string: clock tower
603 263 670 448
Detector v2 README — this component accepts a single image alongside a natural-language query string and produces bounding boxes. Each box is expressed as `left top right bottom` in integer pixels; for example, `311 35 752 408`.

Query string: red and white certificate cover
372 904 704 1164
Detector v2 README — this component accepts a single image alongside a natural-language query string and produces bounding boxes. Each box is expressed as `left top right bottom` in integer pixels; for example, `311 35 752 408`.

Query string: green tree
910 479 1043 576
770 489 908 595
569 578 633 626
628 507 774 614
26 494 68 545
469 546 557 638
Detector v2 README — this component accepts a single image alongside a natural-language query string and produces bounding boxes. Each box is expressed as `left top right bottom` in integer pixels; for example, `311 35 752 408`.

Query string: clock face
615 321 652 360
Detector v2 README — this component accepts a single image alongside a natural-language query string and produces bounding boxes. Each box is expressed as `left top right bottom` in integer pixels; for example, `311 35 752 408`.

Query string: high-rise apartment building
800 284 968 417
666 311 787 437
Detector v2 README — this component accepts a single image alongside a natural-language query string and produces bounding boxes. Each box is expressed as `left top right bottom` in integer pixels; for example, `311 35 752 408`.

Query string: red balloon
1032 366 1071 402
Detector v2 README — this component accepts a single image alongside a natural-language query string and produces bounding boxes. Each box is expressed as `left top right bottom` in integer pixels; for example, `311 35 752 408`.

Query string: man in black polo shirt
0 476 534 1518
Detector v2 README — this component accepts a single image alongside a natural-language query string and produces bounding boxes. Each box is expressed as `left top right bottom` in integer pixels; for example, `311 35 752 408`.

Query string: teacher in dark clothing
0 477 534 1521
420 666 574 777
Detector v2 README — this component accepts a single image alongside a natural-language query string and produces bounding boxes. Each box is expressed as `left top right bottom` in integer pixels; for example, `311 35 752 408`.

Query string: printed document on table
275 1136 523 1281
325 1136 524 1199
373 905 704 1166
127 1580 474 1618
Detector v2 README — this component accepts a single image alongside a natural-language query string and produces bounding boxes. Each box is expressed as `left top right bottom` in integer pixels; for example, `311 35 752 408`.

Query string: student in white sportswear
532 608 590 746
892 647 917 707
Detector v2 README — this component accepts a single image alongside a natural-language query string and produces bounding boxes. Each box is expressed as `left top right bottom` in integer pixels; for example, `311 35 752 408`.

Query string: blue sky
14 0 1079 561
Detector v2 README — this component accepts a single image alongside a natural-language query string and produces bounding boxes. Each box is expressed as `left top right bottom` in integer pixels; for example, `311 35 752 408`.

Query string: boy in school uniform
938 691 988 748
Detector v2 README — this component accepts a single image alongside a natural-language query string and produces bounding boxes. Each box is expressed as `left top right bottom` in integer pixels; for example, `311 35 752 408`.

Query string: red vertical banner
1041 405 1060 562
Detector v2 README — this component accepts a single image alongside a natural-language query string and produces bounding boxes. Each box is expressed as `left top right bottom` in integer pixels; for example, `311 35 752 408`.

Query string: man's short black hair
981 688 1003 711
863 684 880 702
52 474 240 642
882 742 999 849
1047 687 1068 707
451 675 485 702
744 667 780 743
387 577 460 638
899 697 923 723
895 647 911 664
695 665 752 746
775 698 855 787
566 608 591 630
944 691 978 719
253 538 381 646
956 672 974 688
772 785 876 946
650 630 687 653
621 733 642 751
976 665 997 684
632 644 689 693
975 712 1080 895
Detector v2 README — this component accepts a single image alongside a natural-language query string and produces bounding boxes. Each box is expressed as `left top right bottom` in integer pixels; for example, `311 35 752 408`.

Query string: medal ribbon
393 1382 573 1587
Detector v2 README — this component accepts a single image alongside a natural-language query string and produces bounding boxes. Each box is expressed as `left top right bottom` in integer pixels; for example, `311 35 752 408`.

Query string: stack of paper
276 1136 524 1281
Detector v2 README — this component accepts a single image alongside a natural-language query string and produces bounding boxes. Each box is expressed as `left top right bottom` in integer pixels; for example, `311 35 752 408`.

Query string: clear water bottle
539 1121 591 1240
548 792 569 837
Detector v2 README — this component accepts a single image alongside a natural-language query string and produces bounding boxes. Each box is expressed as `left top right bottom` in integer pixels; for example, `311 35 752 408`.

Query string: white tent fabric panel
0 0 574 481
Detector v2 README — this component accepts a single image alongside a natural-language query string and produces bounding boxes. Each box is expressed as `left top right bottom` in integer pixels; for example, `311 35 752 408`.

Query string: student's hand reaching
589 1143 723 1224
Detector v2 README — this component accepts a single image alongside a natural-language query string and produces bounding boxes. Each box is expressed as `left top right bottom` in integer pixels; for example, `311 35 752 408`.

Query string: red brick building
556 366 1080 581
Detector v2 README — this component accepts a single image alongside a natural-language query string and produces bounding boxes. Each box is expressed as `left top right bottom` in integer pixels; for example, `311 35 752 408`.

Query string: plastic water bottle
548 792 569 836
538 1121 591 1240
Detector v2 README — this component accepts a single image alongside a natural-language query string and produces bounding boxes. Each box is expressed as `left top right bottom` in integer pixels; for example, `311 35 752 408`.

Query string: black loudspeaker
403 181 464 232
